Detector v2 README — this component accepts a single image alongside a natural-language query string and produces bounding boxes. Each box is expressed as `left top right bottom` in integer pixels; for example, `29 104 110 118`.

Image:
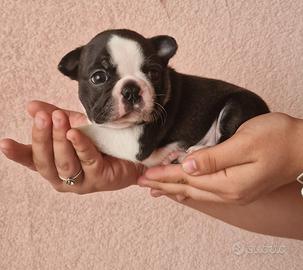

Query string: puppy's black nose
121 82 141 104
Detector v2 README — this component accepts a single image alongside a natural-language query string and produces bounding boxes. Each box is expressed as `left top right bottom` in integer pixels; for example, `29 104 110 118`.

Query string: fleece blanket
0 1 302 269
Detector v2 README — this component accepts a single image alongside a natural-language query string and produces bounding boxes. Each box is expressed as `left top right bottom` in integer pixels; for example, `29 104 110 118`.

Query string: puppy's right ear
58 46 83 80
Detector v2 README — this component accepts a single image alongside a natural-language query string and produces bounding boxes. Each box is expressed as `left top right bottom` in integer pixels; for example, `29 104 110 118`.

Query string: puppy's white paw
186 145 209 155
161 150 187 165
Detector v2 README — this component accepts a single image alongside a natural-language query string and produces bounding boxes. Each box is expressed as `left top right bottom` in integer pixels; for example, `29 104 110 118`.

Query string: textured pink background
0 1 302 269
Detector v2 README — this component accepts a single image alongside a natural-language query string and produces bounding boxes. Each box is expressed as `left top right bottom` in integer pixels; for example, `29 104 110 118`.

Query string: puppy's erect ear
149 35 178 64
58 46 83 80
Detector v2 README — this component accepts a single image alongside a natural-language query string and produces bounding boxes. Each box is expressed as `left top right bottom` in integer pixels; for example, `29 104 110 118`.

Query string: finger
66 128 104 175
27 100 87 126
181 132 255 176
149 163 264 204
150 188 168 197
143 164 226 194
145 164 184 182
144 163 260 196
139 178 226 202
144 159 262 203
175 195 187 202
52 110 82 181
32 111 60 186
0 138 36 170
150 188 185 202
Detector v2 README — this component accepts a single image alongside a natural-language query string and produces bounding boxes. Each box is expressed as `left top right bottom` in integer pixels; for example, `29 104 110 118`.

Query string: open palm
0 101 141 193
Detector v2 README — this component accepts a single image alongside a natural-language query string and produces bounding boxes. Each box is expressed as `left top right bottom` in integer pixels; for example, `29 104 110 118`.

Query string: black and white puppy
58 29 269 167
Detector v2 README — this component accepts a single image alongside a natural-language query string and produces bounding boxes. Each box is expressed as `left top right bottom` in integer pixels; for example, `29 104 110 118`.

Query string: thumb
181 133 254 176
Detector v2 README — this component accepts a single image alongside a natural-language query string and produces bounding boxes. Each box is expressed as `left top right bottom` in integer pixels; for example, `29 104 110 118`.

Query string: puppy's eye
90 70 108 85
147 69 161 82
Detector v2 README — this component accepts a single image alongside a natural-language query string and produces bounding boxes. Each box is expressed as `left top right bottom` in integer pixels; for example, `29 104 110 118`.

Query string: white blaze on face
107 35 154 123
108 35 144 77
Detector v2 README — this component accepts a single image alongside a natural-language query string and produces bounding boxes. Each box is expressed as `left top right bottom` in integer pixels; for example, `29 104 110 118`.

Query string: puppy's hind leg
218 91 269 142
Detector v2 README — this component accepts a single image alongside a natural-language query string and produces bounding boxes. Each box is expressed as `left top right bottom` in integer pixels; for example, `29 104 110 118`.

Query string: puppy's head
58 29 177 128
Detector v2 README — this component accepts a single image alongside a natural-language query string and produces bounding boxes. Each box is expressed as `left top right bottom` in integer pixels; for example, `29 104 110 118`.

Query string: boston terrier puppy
58 29 269 167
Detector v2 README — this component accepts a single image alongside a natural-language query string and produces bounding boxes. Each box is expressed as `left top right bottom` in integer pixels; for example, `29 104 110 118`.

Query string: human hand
138 113 303 204
0 101 143 194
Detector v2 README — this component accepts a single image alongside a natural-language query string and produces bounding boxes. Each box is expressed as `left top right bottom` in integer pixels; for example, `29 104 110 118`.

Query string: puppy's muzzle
121 81 142 105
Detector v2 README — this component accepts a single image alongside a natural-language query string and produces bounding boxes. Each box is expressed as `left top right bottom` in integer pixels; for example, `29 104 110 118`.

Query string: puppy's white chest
76 124 143 162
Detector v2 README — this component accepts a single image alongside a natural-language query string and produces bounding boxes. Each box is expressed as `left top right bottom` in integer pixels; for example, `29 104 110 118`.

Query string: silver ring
296 172 303 197
59 168 83 185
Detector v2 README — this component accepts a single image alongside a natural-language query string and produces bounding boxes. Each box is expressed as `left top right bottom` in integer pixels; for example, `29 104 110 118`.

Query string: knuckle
55 160 71 172
52 133 67 144
32 133 48 144
183 186 191 197
33 158 49 173
75 145 90 154
225 187 250 205
81 158 98 167
197 152 217 174
232 196 251 205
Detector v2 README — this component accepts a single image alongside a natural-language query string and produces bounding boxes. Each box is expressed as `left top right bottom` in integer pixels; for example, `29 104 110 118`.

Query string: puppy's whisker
95 105 112 122
151 109 161 125
153 102 167 126
154 102 167 118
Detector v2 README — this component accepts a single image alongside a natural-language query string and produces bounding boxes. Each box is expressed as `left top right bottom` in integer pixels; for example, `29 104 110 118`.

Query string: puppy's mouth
105 100 152 128
89 76 169 128
91 99 154 129
98 78 156 127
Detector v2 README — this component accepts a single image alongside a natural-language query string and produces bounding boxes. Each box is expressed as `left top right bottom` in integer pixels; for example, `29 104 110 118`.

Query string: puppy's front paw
161 150 186 165
186 145 209 155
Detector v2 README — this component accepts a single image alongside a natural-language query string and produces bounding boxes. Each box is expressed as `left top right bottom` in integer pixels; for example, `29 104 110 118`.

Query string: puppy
58 29 269 167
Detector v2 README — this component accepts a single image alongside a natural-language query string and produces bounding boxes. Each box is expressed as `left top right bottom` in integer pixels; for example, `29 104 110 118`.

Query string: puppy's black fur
58 29 269 163
137 71 269 160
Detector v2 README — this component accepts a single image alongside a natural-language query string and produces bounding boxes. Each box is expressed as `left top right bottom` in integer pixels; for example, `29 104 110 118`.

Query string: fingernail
182 159 197 174
35 115 46 129
52 116 62 129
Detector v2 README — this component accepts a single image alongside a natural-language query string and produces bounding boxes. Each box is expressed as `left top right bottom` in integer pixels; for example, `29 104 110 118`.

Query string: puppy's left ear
58 46 83 80
149 35 178 64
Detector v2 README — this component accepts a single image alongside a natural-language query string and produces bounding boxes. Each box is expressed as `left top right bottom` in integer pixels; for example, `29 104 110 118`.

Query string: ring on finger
59 168 83 185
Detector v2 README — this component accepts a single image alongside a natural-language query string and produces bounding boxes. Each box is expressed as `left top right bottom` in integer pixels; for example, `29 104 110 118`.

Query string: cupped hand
138 113 303 204
0 101 142 194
